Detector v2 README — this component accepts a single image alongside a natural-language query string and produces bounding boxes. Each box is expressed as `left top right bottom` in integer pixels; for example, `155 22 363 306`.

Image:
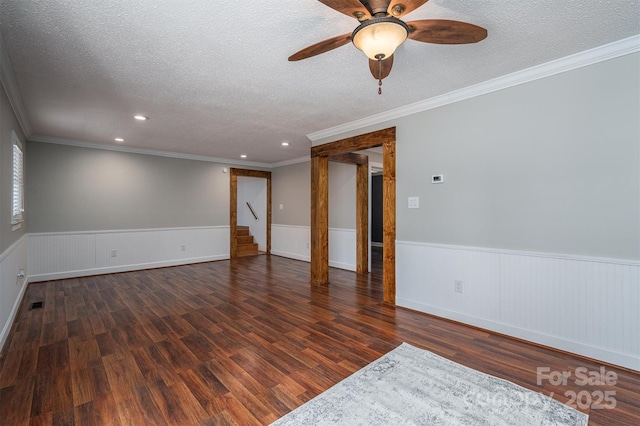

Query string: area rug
271 343 588 426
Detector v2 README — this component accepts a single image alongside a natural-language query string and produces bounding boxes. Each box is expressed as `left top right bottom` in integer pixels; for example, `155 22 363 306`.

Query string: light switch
408 197 419 209
279 204 284 210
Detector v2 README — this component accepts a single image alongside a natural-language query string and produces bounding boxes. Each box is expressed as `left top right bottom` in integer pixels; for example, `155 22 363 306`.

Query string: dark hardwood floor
1 251 638 425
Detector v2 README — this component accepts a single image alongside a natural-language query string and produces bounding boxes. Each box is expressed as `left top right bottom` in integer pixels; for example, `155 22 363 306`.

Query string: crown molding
29 135 275 168
0 32 32 137
308 34 640 142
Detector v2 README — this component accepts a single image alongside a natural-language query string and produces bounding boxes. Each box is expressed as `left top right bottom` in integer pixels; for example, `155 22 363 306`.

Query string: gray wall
23 53 640 260
329 161 356 229
315 53 640 260
272 159 369 230
271 161 311 226
27 142 230 232
0 84 27 252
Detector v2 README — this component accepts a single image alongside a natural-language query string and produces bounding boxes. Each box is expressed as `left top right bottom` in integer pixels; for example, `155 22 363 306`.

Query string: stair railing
246 202 258 220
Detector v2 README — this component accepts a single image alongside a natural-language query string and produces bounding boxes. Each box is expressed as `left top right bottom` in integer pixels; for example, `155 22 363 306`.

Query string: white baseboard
329 260 356 272
398 298 640 371
271 250 310 263
0 235 29 353
27 255 229 282
0 277 28 353
270 250 356 272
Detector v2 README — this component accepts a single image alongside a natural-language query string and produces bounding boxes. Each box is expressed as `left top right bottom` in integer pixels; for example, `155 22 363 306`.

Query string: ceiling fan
289 0 487 94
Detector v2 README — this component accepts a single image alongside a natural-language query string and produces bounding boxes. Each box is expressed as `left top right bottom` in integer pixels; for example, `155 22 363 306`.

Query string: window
11 131 24 227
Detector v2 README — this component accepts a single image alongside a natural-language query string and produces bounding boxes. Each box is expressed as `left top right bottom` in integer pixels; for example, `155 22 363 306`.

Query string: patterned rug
272 343 588 426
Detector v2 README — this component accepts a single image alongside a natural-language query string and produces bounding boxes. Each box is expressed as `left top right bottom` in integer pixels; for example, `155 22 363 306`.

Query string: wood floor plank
92 394 122 426
102 355 145 403
202 357 273 422
28 411 53 426
130 344 181 387
68 337 101 371
0 347 21 387
147 379 209 425
51 406 74 426
0 252 637 425
73 401 97 425
70 367 94 406
0 376 35 425
177 368 228 417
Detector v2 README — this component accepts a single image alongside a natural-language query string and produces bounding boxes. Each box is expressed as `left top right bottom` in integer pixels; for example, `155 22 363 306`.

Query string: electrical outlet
306 242 310 249
432 175 444 184
454 280 463 293
181 245 186 251
111 249 118 258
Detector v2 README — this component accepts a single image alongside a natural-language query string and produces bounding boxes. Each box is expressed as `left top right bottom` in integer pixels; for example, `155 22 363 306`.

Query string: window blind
12 132 24 225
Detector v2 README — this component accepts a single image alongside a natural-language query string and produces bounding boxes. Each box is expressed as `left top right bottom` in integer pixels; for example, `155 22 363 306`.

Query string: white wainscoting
396 241 640 371
28 226 230 281
271 225 357 271
328 228 356 271
271 224 310 262
0 235 28 351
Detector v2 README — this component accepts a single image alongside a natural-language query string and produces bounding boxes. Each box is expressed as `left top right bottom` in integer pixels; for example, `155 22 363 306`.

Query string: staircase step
237 226 250 236
237 235 254 244
237 251 261 257
237 243 259 253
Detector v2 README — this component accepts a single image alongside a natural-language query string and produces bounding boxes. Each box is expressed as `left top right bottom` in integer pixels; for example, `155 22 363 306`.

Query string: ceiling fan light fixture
352 17 409 61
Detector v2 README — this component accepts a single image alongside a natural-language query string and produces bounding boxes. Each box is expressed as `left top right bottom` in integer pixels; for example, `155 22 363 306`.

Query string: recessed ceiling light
281 142 289 146
240 154 247 158
134 115 148 121
114 138 124 142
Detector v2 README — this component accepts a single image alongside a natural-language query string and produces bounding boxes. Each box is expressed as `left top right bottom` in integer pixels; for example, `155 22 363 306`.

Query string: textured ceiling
1 0 638 164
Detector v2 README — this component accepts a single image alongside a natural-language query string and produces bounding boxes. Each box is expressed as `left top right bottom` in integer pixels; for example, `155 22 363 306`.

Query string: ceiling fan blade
288 33 352 61
317 0 371 20
406 19 487 44
387 0 429 17
369 55 394 80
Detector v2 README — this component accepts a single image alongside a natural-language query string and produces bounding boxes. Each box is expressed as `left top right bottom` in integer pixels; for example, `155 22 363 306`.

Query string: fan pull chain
378 58 383 95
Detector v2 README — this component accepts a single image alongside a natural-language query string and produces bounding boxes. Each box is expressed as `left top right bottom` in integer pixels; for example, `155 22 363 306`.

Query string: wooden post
311 156 329 284
356 162 368 273
383 140 396 304
230 172 238 258
266 177 272 254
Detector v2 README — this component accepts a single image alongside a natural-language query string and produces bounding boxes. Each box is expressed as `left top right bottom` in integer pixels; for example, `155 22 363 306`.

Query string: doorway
310 127 396 304
229 168 272 258
370 163 383 273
